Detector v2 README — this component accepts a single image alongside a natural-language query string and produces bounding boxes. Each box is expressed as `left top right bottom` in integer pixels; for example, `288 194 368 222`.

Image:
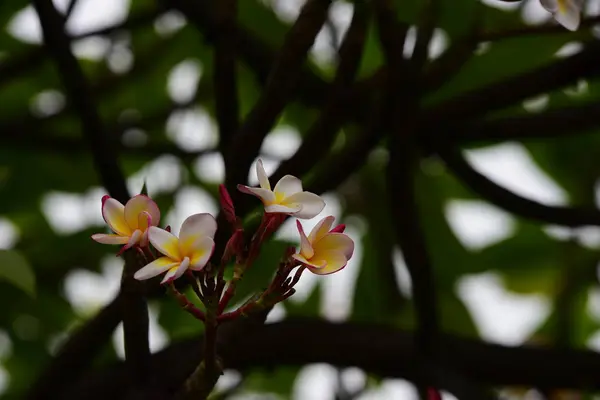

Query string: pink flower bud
219 184 237 225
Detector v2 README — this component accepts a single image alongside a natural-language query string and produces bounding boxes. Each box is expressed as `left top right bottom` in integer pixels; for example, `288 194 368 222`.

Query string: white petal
256 159 271 190
265 204 301 214
309 252 348 275
189 237 215 270
296 220 314 259
282 192 325 219
180 213 218 243
308 216 335 243
123 229 143 250
91 233 129 245
314 233 355 260
540 0 559 12
237 185 276 203
161 258 189 284
124 194 161 230
101 197 130 236
134 257 179 281
273 175 303 198
554 2 580 31
148 226 181 259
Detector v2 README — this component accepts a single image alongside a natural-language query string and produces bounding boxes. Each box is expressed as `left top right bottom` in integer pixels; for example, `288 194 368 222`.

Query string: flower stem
175 295 222 400
169 284 206 321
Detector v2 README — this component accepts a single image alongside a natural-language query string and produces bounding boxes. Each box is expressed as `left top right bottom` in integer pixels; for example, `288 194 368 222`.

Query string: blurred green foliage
0 0 599 398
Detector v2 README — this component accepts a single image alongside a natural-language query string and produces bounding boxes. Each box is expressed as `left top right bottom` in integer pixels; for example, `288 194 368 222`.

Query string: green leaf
0 249 35 297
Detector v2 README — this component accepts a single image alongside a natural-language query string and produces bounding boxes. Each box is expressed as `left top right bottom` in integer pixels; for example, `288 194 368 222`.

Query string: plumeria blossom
540 0 582 31
238 159 325 219
292 216 354 275
91 194 160 252
134 213 217 284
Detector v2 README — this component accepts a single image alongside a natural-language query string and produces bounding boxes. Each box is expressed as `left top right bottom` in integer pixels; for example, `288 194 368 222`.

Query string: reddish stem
169 283 205 321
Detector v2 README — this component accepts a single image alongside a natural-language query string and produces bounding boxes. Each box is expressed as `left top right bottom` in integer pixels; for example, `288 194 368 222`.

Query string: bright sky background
1 0 600 399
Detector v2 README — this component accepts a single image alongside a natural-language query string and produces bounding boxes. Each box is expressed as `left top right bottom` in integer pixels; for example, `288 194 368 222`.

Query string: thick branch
443 101 600 144
32 0 149 393
214 0 239 159
70 319 600 399
430 140 600 226
374 0 439 361
33 0 129 203
271 2 369 184
428 40 600 122
26 296 123 400
225 0 332 189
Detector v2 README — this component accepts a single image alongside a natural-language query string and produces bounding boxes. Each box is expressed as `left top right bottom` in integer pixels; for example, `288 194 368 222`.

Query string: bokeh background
2 0 600 398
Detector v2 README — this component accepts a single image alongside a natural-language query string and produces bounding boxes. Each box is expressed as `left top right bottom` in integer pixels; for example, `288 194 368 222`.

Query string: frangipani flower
238 159 325 219
92 195 160 252
293 216 354 275
134 213 217 284
540 0 582 31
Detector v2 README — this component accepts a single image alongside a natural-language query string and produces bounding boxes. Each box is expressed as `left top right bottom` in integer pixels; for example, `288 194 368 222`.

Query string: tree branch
427 40 600 122
224 0 332 190
270 1 369 184
32 0 149 394
442 101 600 144
70 319 600 399
428 139 600 226
373 3 443 398
26 296 123 399
33 0 130 202
214 0 239 160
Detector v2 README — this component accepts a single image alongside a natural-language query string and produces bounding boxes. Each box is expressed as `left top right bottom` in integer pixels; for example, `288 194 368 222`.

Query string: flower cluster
540 0 582 31
92 160 354 320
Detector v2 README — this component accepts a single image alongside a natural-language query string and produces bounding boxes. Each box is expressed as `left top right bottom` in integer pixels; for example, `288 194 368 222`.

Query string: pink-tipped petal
273 175 303 198
91 233 129 245
308 216 335 243
237 185 276 204
282 191 325 219
124 195 161 230
256 159 271 191
309 252 348 275
296 220 314 259
292 253 310 265
102 197 130 236
188 237 214 270
265 204 301 214
148 226 180 259
134 256 179 281
124 229 143 249
330 224 346 233
161 258 190 284
313 233 354 260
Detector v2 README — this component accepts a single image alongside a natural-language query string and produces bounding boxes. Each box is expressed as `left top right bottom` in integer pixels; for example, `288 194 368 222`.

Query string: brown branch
481 16 600 42
441 101 600 144
26 296 123 400
32 0 149 395
161 0 333 121
270 1 370 184
411 0 438 69
0 7 160 91
33 0 130 203
224 0 332 190
69 319 600 399
374 0 439 357
427 40 600 122
428 138 600 226
214 0 239 159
